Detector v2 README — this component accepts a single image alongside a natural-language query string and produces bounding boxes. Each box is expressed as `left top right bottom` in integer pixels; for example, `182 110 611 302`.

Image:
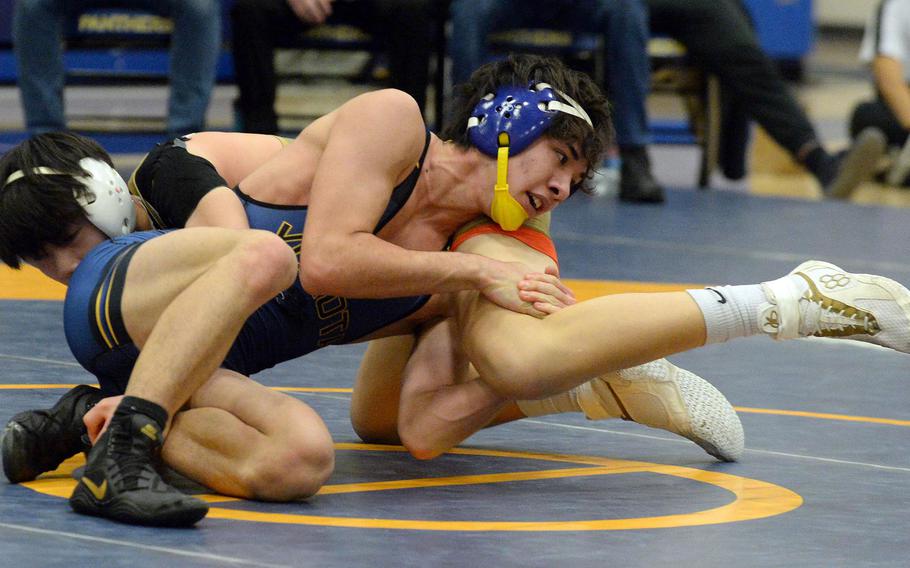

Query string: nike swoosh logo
706 288 727 304
81 477 108 500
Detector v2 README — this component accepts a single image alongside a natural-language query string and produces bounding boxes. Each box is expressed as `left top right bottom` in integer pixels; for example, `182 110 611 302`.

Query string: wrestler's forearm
185 187 250 230
298 232 513 298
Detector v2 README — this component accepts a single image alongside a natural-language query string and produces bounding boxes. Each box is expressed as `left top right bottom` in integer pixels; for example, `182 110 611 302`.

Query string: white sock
517 380 624 420
516 390 583 417
687 284 768 344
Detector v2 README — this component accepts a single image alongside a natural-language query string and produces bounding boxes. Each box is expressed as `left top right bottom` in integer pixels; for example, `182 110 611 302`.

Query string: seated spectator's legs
370 0 434 115
851 97 910 147
13 0 67 134
649 0 817 161
230 0 307 133
162 0 221 137
566 0 651 151
449 0 525 86
562 0 661 202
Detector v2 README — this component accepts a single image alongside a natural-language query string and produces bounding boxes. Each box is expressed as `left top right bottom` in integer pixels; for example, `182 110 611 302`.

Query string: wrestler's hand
84 395 124 444
518 265 577 315
287 0 333 24
480 261 554 318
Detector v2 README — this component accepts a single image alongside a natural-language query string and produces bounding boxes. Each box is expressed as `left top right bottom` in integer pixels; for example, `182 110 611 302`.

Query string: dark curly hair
442 54 613 194
0 132 113 268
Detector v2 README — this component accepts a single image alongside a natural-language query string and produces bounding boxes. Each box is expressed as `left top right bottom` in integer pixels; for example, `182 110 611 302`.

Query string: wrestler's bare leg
453 234 705 400
352 232 740 461
350 334 415 444
164 369 334 501
120 227 298 417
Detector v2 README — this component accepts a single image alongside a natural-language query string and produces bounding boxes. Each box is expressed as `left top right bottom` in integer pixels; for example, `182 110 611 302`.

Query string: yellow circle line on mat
23 444 801 531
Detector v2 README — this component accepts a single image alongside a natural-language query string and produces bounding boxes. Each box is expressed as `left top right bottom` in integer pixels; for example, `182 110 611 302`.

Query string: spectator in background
851 0 910 185
448 0 665 204
231 0 437 134
13 0 220 139
648 0 886 199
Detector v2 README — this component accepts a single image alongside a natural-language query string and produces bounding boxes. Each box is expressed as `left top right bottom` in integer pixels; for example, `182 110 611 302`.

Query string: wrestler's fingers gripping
519 275 576 307
84 395 122 444
524 271 575 301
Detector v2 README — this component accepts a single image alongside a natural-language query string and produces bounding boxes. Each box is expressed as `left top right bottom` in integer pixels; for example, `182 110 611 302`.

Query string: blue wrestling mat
2 188 909 567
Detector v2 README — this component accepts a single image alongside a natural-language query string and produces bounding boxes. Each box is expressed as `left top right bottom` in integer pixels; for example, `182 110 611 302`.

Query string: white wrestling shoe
760 260 910 352
577 359 744 462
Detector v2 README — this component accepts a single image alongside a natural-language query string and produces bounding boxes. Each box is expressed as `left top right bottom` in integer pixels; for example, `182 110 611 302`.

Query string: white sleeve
860 0 910 65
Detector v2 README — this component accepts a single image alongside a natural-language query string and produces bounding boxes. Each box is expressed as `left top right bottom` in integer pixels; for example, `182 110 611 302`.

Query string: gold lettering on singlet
315 295 350 347
276 221 303 255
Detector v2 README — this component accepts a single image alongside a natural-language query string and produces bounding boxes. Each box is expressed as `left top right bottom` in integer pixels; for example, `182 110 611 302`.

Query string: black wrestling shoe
2 384 103 483
69 412 209 527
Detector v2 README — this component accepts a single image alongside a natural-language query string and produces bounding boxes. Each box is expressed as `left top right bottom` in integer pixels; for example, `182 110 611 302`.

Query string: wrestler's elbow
297 247 343 295
399 426 445 461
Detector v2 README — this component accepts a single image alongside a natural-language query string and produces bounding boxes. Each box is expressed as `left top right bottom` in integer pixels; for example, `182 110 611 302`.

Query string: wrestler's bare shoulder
298 90 426 158
183 132 287 187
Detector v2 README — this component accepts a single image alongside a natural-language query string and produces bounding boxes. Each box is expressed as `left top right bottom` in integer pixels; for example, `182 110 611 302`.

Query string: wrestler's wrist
471 254 507 291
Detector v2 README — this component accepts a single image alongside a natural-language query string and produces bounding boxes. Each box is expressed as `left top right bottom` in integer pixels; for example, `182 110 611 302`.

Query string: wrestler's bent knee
231 231 298 305
244 436 335 501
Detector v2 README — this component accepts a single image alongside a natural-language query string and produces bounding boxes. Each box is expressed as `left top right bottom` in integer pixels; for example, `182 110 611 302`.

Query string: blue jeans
13 0 220 137
449 0 651 147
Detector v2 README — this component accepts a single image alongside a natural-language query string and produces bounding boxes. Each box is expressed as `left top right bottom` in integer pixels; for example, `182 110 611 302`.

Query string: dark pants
850 97 910 147
648 0 818 157
231 0 435 133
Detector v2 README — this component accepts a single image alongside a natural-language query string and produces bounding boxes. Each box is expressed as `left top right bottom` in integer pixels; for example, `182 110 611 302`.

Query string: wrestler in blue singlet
65 133 434 394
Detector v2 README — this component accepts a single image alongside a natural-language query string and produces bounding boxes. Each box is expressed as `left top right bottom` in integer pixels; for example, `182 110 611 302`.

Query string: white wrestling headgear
2 157 136 238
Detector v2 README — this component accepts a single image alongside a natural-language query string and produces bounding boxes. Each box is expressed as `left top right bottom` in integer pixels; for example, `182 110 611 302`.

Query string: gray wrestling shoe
825 127 887 199
577 359 745 462
760 260 910 352
2 384 103 483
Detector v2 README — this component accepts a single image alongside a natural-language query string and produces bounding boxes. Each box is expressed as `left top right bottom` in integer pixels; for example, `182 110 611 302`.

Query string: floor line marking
735 406 910 427
522 419 910 473
0 353 81 368
0 522 290 567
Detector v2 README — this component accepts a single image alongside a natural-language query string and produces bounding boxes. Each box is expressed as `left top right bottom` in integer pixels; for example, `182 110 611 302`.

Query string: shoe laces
803 295 881 337
107 420 160 490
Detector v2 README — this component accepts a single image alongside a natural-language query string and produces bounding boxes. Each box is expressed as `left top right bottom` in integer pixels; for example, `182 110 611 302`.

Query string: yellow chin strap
489 132 529 231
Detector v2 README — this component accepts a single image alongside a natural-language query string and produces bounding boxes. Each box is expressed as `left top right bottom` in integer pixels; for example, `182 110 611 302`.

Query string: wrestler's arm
180 132 291 230
184 189 249 230
297 90 547 317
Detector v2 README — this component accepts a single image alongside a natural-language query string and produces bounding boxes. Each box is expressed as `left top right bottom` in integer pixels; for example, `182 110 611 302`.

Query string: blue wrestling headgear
2 157 136 238
467 82 593 231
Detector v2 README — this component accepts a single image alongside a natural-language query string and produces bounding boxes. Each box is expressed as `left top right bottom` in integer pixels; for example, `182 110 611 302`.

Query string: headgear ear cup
75 158 136 237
